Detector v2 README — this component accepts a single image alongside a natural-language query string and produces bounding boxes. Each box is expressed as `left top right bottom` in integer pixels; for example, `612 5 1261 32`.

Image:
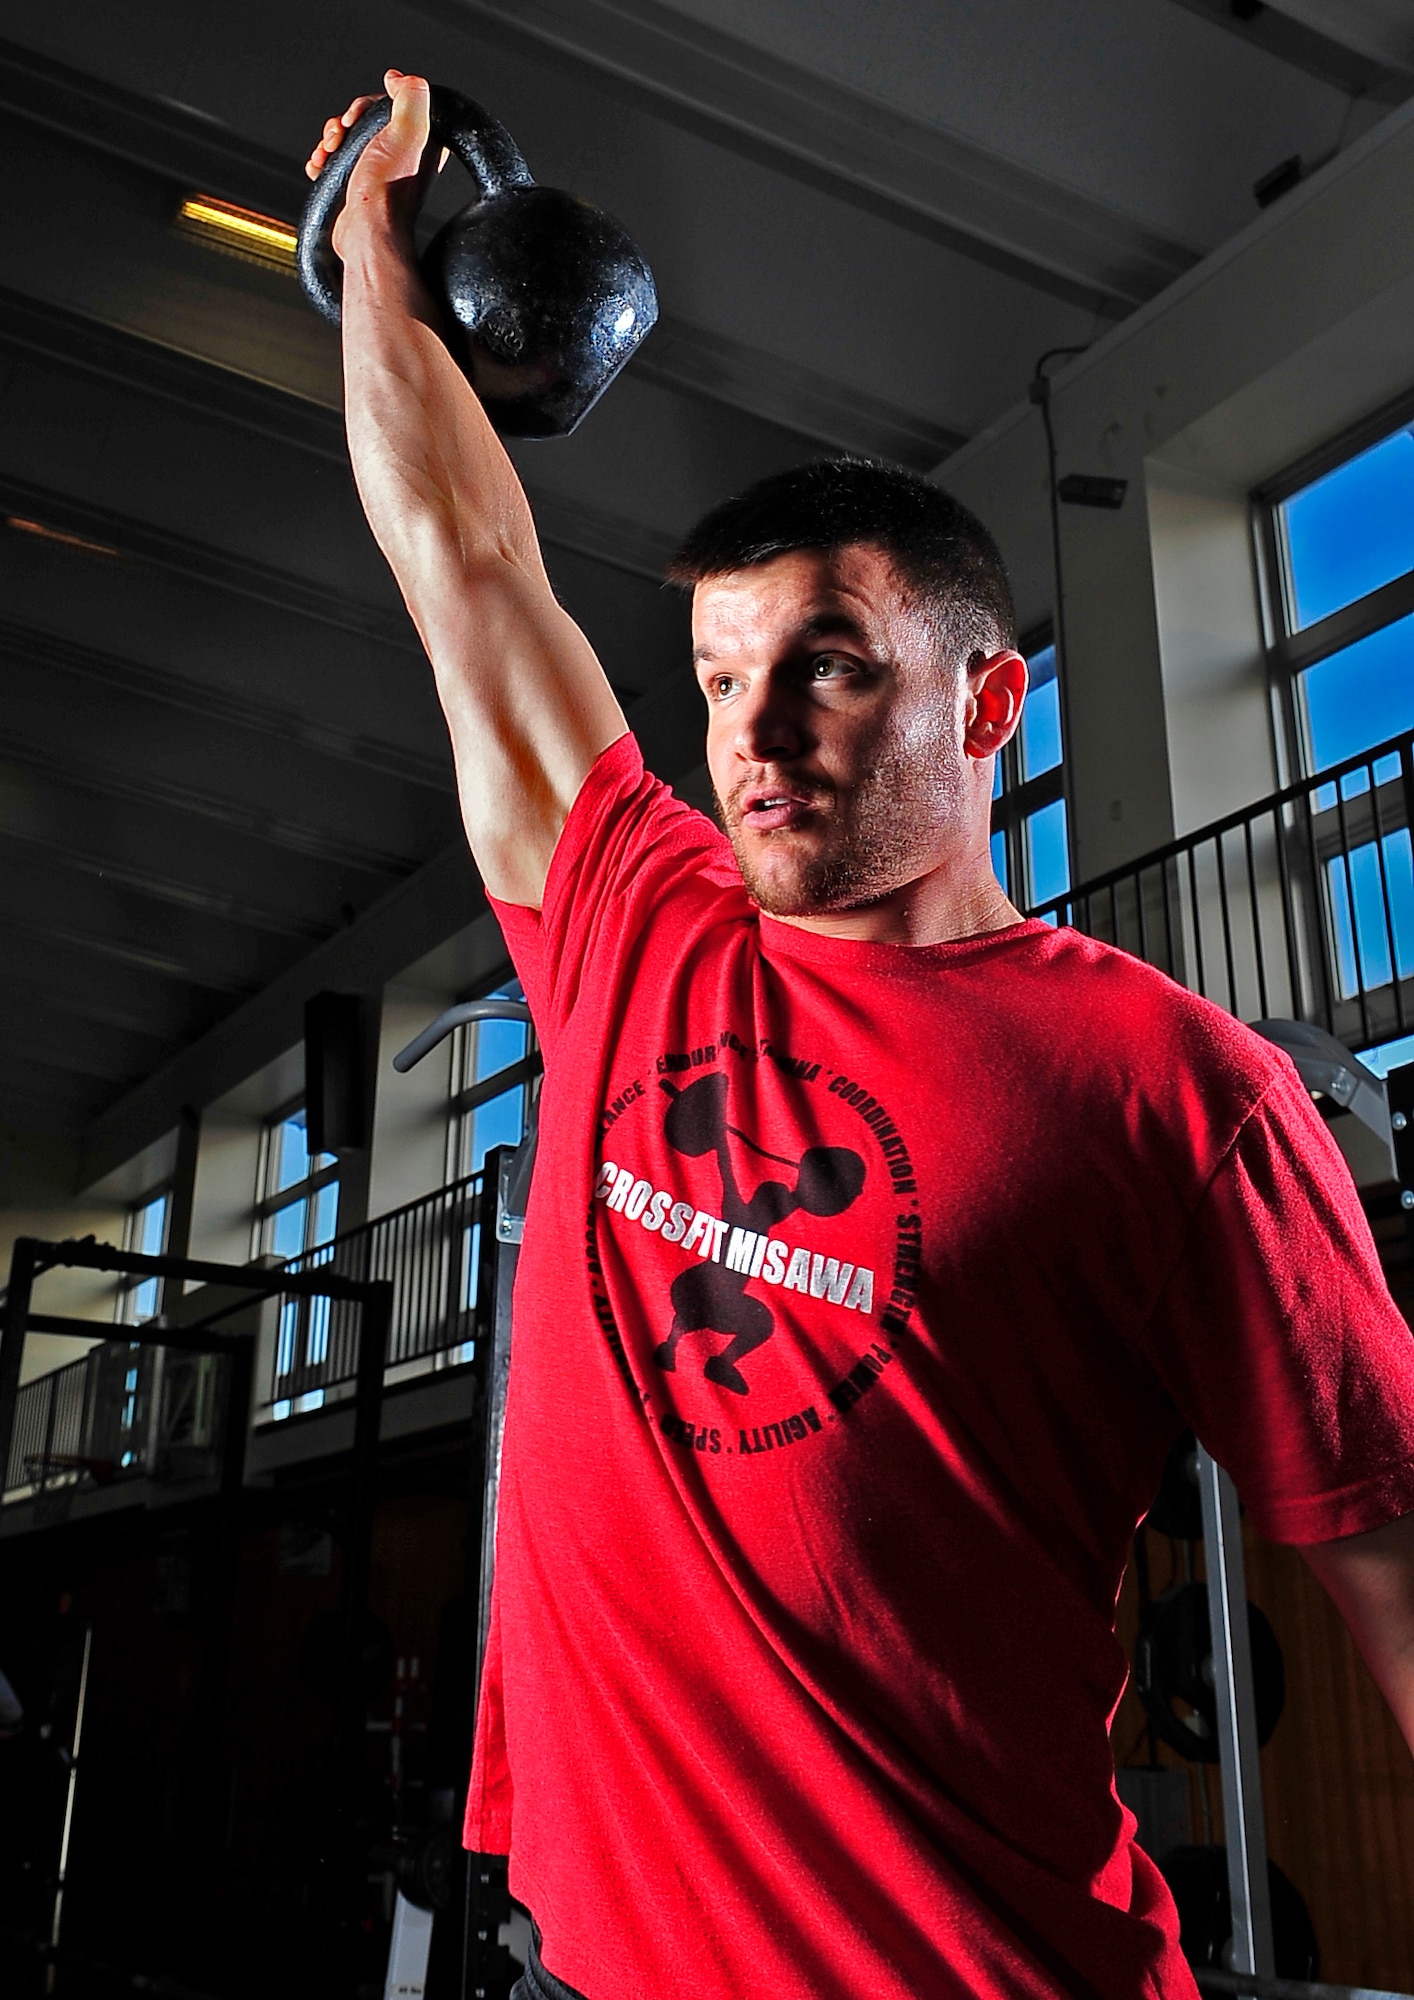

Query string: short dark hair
666 456 1017 662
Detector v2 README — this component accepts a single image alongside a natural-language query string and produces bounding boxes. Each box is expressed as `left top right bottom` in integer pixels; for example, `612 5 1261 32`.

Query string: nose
732 667 808 766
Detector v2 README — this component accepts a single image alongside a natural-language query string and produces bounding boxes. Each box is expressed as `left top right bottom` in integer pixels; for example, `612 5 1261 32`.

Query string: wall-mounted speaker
305 991 370 1156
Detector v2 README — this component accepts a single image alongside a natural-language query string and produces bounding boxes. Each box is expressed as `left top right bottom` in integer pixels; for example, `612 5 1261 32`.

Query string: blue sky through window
1025 798 1069 907
1300 610 1414 772
1020 644 1061 780
1326 830 1414 1000
1282 426 1414 631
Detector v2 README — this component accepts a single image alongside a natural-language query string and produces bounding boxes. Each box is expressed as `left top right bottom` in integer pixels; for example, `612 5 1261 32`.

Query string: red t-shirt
466 733 1414 2000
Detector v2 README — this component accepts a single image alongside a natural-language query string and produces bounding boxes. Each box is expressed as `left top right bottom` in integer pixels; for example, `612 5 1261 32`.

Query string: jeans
511 1926 591 2000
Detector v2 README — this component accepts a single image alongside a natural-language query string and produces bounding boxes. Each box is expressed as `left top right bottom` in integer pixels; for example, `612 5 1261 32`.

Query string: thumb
385 69 432 157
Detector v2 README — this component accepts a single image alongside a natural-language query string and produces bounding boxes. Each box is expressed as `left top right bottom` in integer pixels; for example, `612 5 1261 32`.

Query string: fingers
304 76 425 179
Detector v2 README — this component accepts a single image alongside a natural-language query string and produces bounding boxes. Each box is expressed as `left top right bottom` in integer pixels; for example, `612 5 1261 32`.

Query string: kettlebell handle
298 84 536 326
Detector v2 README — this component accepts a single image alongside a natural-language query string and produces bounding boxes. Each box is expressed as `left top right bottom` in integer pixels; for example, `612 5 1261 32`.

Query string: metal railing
272 1167 488 1406
1031 729 1414 1056
4 1337 225 1497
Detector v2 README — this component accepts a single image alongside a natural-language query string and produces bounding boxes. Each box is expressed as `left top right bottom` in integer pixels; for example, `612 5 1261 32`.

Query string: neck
761 856 1026 946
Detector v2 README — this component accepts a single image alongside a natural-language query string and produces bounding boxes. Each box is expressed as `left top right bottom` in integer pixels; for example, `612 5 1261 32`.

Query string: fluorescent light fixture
5 516 120 558
177 194 299 271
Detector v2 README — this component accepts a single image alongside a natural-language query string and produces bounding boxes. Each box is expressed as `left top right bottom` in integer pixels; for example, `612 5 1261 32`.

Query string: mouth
736 785 823 833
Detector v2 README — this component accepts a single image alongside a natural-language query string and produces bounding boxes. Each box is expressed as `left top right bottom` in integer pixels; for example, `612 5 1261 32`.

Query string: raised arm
308 70 628 907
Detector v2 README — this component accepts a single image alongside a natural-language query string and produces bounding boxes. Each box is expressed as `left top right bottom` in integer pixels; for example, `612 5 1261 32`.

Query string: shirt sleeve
1138 1059 1414 1544
485 732 742 1058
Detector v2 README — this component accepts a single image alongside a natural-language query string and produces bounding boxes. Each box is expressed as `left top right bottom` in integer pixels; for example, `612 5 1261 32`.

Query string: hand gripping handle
297 84 536 326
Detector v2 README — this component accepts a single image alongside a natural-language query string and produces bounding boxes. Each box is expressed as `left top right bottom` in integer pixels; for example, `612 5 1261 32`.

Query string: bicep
1302 1510 1414 1755
415 551 628 907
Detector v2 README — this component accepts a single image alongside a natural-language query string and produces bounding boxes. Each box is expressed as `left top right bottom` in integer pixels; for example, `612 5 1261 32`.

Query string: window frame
1256 384 1414 784
446 977 543 1185
991 625 1069 909
252 1098 341 1263
115 1183 172 1326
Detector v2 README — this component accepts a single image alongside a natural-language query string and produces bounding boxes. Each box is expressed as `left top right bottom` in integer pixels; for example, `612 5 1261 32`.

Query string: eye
810 653 859 681
705 672 742 700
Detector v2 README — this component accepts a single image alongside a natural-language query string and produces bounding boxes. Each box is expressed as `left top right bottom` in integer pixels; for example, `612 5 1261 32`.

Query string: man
309 73 1414 2000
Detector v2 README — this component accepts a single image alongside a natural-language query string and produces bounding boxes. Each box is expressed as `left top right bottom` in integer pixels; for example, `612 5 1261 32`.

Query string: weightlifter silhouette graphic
654 1071 865 1394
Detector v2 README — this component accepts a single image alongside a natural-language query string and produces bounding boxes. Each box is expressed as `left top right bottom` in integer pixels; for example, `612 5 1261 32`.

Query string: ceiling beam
0 470 418 654
0 724 424 880
0 612 453 796
1169 0 1413 97
0 818 337 945
0 1002 164 1092
0 725 424 881
0 34 299 218
0 948 213 1047
413 0 1199 313
0 842 291 997
0 45 976 479
633 318 965 468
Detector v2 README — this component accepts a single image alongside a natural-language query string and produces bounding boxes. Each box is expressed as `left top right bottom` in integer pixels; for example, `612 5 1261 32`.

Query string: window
1264 409 1414 777
447 979 540 1183
117 1187 170 1325
259 1106 339 1422
991 636 1070 915
1261 403 1414 1058
255 1104 339 1263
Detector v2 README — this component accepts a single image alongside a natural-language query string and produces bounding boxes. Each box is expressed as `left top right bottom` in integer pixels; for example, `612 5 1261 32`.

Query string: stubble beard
720 737 956 918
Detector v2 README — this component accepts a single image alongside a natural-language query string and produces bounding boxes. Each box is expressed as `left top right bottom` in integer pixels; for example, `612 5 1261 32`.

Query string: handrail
1032 725 1414 918
1026 726 1414 1057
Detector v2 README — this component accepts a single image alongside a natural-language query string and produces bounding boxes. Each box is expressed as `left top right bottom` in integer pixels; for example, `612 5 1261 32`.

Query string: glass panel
307 1296 331 1368
462 1221 482 1312
312 1181 340 1248
136 1194 168 1257
1300 610 1414 773
475 1015 527 1084
1024 798 1070 908
275 1113 311 1194
468 1085 525 1175
269 1198 307 1262
989 827 1008 893
1282 426 1414 632
276 1301 299 1380
132 1276 160 1323
1020 644 1061 780
1326 830 1414 998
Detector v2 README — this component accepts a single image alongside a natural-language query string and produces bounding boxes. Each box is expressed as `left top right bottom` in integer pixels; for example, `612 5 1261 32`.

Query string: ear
964 650 1028 761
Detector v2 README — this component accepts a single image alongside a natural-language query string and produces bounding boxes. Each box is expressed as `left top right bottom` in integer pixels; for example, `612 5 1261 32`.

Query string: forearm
340 211 541 589
337 203 626 900
1303 1510 1414 1756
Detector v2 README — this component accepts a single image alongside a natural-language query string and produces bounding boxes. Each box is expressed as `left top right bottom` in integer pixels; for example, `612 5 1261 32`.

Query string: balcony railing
272 1167 488 1409
5 1338 225 1498
1031 728 1414 1057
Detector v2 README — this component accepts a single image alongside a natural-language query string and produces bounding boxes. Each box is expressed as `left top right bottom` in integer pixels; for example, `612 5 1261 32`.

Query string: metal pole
47 1622 92 1994
333 1278 393 1752
476 1146 522 1698
324 1277 393 1962
209 1334 255 1735
463 1144 528 2000
1196 1447 1276 1987
0 1237 39 1496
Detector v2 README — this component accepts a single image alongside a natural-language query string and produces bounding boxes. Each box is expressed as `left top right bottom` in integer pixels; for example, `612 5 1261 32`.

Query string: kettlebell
298 85 658 438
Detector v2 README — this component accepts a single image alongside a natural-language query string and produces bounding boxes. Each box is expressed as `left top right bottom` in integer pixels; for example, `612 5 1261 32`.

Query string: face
692 544 1021 919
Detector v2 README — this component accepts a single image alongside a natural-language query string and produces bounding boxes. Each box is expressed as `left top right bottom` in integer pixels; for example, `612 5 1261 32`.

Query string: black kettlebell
298 85 658 439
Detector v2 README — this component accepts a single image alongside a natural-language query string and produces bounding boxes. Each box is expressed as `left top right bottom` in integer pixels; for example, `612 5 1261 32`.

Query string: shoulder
1014 926 1295 1159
